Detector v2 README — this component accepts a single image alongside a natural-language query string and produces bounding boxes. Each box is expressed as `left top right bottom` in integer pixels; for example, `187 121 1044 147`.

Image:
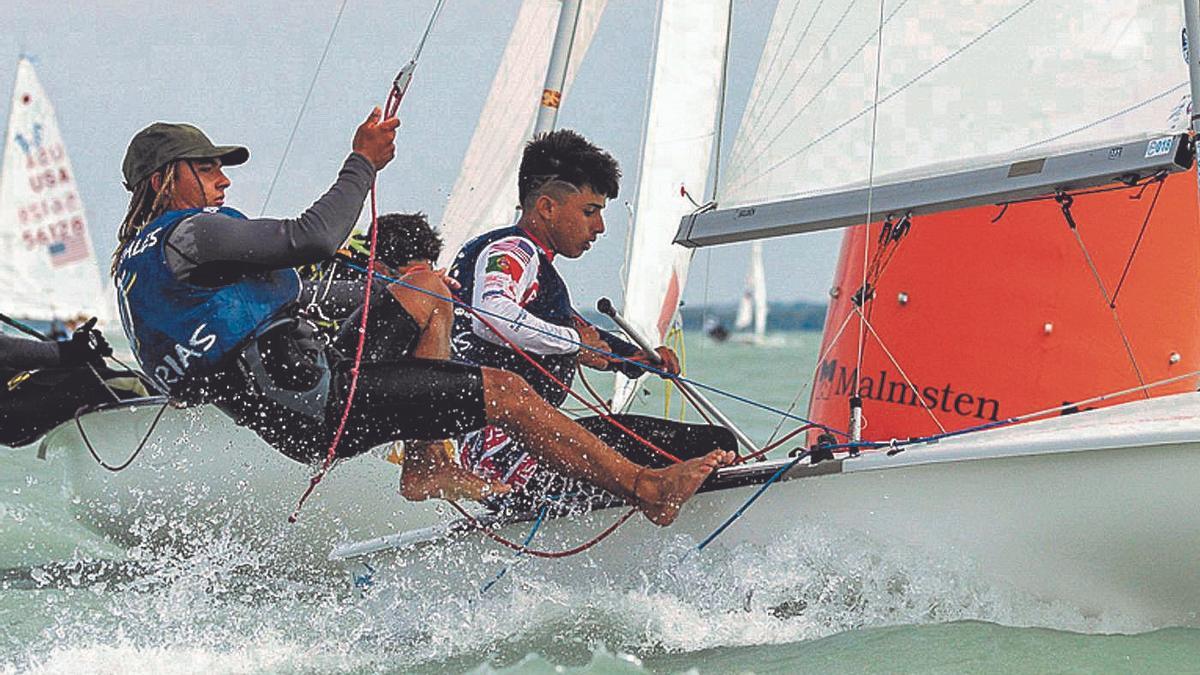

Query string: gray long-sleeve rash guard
163 152 376 287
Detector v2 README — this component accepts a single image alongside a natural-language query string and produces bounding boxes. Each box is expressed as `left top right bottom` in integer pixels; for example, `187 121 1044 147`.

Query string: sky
1 0 842 310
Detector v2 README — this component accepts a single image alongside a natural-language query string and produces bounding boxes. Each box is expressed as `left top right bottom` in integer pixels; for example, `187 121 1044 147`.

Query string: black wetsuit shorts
212 289 488 463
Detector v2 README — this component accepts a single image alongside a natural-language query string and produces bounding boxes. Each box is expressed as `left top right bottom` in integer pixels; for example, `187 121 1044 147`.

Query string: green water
3 332 1199 673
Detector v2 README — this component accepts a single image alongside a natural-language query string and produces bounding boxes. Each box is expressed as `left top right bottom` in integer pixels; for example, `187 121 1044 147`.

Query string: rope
1057 193 1148 394
287 0 450 521
1111 175 1167 307
826 368 1200 454
463 294 682 465
260 0 350 215
448 500 637 559
288 181 381 523
854 0 889 409
478 504 547 594
852 305 947 433
74 400 169 473
695 450 810 552
337 259 848 438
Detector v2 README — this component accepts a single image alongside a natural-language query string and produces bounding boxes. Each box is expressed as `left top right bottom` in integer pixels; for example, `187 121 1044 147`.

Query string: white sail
611 0 731 410
719 0 1189 211
438 0 608 265
733 241 767 340
0 57 109 322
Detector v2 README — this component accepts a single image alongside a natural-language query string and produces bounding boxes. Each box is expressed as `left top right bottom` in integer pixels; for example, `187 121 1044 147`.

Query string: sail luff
611 0 731 410
0 57 109 323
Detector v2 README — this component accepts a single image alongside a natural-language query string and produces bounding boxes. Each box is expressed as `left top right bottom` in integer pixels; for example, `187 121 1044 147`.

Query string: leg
400 439 510 502
386 270 451 360
481 368 733 525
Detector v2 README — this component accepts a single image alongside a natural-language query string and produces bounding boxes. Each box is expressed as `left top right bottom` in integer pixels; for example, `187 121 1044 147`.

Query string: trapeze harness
116 206 330 418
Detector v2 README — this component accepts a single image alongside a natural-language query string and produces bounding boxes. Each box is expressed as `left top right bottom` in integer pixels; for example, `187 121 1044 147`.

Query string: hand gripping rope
289 1 447 522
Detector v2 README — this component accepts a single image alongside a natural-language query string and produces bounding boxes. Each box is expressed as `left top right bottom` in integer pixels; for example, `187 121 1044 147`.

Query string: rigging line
847 368 1200 454
735 0 823 149
765 309 854 447
725 0 1038 196
728 0 913 185
852 305 947 433
999 173 1163 207
478 504 547 595
259 0 350 216
854 0 888 404
1015 82 1189 152
411 0 450 61
694 450 810 552
447 500 638 559
75 400 169 473
1111 175 1166 307
720 0 864 176
338 259 850 436
708 0 736 202
1064 220 1149 394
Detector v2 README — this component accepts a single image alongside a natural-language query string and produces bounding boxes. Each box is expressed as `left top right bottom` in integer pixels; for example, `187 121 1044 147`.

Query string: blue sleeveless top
115 207 300 392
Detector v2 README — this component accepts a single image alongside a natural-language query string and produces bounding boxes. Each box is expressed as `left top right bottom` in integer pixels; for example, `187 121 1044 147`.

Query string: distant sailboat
0 57 109 326
730 241 768 344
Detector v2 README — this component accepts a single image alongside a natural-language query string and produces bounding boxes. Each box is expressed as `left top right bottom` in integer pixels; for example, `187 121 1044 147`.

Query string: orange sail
808 170 1200 441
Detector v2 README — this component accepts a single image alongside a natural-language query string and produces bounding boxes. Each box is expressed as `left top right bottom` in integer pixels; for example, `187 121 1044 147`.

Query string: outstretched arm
165 109 399 280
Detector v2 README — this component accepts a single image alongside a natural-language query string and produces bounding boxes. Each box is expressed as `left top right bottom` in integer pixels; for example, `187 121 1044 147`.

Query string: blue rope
336 259 848 438
694 450 811 553
478 505 548 595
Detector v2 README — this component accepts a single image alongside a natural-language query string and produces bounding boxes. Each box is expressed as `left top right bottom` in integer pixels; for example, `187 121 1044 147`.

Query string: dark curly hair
518 129 620 208
369 212 443 268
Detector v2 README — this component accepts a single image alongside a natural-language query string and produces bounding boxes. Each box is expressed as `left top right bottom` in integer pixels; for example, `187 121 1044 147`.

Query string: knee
483 368 540 413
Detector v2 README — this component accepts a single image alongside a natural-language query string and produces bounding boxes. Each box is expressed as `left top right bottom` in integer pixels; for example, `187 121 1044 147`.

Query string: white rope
852 305 947 434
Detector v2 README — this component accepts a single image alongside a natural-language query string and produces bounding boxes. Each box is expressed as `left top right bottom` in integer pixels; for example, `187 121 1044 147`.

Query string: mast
534 0 582 135
1185 0 1200 132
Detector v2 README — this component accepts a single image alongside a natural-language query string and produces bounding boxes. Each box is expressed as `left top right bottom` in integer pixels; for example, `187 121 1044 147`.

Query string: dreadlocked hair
518 129 620 209
111 163 180 277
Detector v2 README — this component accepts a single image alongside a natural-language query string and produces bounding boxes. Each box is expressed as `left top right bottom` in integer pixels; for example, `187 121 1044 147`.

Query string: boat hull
36 393 1200 626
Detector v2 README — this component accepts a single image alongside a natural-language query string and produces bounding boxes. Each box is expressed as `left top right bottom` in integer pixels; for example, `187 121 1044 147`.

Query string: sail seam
726 0 1039 196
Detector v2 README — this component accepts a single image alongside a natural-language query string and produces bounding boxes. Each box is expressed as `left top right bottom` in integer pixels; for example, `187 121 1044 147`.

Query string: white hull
37 393 1200 626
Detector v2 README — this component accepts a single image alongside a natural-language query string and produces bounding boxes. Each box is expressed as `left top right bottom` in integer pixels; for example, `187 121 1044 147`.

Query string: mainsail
695 0 1199 440
611 0 731 410
717 0 1189 214
438 0 608 265
0 57 108 322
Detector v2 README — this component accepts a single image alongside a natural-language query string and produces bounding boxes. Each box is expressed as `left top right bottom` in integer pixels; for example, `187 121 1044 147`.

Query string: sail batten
0 58 109 322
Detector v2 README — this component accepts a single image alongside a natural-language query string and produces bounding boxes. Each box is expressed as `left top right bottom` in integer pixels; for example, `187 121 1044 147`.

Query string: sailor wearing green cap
109 108 731 523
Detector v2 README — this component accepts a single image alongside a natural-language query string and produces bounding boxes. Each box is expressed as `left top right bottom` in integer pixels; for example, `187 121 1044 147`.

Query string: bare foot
634 449 734 526
401 441 511 502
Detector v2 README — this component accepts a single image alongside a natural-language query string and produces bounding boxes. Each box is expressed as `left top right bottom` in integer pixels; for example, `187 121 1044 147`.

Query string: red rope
466 305 683 465
732 424 814 465
289 89 399 523
448 500 637 559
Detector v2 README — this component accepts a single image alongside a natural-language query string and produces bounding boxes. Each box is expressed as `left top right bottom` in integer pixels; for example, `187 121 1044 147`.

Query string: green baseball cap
122 122 249 190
